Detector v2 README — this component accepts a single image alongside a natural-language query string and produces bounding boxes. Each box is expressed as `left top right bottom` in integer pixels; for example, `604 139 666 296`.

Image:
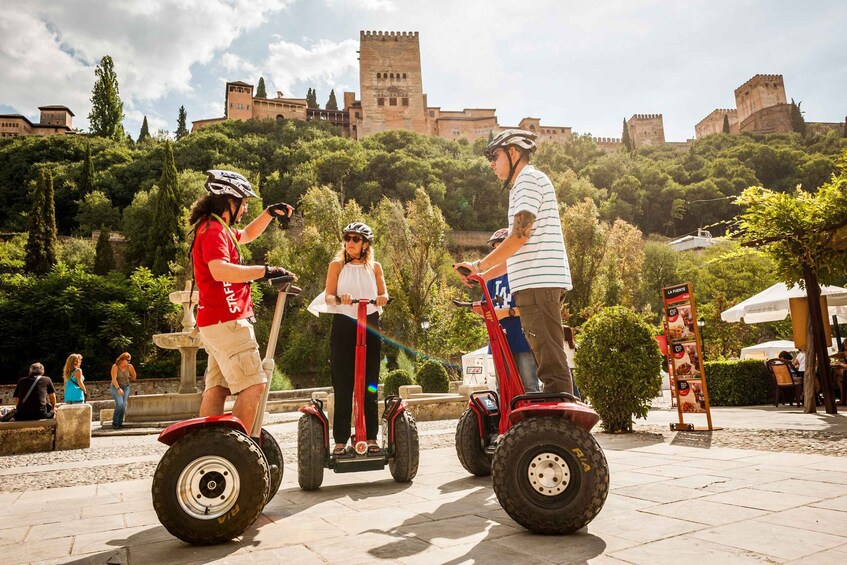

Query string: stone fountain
152 282 204 394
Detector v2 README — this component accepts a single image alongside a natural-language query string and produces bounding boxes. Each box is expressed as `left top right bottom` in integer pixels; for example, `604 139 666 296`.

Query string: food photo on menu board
672 341 701 379
676 378 707 413
666 304 696 341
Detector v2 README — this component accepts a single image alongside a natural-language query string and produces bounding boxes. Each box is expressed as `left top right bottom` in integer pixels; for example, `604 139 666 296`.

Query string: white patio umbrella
720 283 847 324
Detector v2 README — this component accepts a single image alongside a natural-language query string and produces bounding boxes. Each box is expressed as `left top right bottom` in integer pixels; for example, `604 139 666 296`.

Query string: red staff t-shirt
193 219 254 327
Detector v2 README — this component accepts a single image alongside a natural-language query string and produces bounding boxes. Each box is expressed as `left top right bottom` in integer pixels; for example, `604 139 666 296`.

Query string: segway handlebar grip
456 266 472 276
452 299 473 308
333 296 392 305
268 275 296 286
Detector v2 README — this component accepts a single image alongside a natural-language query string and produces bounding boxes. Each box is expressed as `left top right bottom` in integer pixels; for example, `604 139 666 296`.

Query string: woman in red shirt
189 170 295 432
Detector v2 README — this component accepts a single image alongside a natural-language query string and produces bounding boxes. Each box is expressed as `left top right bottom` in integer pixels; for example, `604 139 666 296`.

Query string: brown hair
115 352 132 364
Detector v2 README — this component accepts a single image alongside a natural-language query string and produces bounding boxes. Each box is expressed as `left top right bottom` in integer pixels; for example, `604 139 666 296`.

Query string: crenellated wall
695 108 739 138
734 74 786 125
626 114 665 148
359 30 428 137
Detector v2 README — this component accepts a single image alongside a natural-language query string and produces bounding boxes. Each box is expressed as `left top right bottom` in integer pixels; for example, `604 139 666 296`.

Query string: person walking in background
309 222 388 456
12 362 56 421
474 228 540 393
454 129 574 395
63 353 87 404
110 352 137 429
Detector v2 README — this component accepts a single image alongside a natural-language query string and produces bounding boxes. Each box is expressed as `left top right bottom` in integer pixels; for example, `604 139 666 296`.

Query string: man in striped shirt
454 129 574 395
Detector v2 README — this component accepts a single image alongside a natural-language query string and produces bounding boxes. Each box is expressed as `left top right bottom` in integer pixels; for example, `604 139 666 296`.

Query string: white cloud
0 0 292 130
324 0 396 12
220 53 261 78
265 38 359 97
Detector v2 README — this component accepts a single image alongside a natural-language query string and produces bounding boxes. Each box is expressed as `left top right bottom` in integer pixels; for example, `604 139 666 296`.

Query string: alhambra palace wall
4 32 842 146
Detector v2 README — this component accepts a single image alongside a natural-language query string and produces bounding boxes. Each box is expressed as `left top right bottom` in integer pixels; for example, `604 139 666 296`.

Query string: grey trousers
513 287 574 394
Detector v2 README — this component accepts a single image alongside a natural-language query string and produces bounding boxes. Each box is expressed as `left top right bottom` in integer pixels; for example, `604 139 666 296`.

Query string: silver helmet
343 221 374 243
204 170 258 199
484 129 538 161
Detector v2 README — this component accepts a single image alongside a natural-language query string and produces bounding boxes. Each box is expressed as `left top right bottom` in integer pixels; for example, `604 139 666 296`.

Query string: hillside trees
88 55 125 140
175 106 189 140
138 116 151 143
94 227 116 274
149 141 181 275
24 169 58 275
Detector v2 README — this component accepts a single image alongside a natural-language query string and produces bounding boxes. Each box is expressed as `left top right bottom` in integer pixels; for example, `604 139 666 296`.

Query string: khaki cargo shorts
199 319 266 395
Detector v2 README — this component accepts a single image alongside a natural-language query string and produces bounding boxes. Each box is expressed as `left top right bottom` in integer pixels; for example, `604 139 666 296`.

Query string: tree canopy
88 55 125 140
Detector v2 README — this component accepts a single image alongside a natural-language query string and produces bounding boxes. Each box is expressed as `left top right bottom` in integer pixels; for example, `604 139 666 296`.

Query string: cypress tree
24 169 58 274
138 116 151 143
790 98 806 137
79 143 95 194
722 113 731 134
93 226 116 274
307 88 319 109
88 55 126 140
149 141 181 275
175 105 188 140
621 118 633 152
256 77 267 98
326 89 338 110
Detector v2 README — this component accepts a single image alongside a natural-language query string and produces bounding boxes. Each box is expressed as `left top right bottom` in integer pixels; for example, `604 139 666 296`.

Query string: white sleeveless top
307 263 380 318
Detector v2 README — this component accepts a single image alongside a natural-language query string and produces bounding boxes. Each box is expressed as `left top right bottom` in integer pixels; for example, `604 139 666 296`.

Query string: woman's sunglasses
344 234 364 243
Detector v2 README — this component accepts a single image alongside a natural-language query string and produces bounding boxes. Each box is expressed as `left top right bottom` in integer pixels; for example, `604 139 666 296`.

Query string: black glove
266 202 293 229
261 266 295 281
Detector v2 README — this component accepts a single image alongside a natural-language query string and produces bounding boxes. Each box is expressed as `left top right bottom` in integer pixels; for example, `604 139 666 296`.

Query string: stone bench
0 404 91 455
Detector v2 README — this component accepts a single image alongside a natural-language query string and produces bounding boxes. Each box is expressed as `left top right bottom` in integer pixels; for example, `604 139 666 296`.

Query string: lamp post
697 318 706 361
420 317 430 358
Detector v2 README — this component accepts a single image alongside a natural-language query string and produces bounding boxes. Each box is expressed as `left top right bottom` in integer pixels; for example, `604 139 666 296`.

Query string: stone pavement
4 414 847 565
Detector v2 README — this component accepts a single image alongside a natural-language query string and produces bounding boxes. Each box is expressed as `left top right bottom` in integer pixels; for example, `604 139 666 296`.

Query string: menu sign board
662 282 714 430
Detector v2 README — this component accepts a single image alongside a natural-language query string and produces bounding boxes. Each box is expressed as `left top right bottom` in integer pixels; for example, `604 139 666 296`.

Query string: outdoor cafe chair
765 358 803 407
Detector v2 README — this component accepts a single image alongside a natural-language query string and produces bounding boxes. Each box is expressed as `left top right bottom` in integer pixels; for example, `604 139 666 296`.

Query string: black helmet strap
504 147 519 190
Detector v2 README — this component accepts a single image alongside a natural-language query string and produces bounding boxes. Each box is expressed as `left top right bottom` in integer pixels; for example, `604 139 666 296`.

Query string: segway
151 276 300 545
297 297 419 489
453 267 608 534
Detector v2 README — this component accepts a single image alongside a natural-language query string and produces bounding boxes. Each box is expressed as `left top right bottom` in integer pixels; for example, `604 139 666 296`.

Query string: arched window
276 115 284 123
377 73 381 79
402 73 407 79
390 73 394 79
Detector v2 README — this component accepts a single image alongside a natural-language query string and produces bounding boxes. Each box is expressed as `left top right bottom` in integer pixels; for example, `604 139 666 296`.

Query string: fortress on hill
2 32 841 144
193 31 843 149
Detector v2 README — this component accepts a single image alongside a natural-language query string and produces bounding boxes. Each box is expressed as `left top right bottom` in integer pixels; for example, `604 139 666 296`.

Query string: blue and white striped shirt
507 165 572 292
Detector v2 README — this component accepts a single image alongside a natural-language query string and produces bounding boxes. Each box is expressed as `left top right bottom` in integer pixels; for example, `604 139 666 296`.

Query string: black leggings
330 313 381 443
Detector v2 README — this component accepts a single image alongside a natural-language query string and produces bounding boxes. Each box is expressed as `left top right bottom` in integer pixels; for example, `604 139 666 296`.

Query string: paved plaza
3 407 847 564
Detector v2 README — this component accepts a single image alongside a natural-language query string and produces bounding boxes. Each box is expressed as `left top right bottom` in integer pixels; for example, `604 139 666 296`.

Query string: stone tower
626 114 665 148
734 75 786 125
358 31 427 137
225 81 254 121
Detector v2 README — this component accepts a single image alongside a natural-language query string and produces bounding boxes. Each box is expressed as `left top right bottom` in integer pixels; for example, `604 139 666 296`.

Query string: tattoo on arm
513 211 535 238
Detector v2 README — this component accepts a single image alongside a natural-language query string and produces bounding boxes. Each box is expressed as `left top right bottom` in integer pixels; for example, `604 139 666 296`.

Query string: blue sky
1 0 844 142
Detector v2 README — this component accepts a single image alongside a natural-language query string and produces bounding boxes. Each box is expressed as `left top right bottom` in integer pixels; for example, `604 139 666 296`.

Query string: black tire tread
455 408 492 477
259 428 284 500
151 427 269 545
491 417 609 535
389 411 419 482
297 415 326 490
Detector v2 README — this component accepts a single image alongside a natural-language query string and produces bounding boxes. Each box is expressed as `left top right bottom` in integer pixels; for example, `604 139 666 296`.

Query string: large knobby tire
455 408 492 477
151 427 269 545
297 414 326 490
258 429 283 501
389 410 419 482
492 417 609 535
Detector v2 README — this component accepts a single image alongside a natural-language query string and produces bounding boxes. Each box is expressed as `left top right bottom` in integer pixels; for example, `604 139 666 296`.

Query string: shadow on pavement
364 476 607 564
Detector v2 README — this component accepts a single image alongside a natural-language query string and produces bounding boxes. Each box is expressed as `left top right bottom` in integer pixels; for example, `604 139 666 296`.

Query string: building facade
0 106 74 138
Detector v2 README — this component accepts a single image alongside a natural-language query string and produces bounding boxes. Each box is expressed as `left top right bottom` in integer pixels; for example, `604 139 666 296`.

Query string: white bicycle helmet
487 227 509 247
484 129 538 161
204 170 258 199
343 222 374 243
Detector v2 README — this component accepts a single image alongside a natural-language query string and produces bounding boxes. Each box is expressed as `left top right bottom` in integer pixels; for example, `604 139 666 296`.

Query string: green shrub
703 359 772 406
574 306 663 433
383 369 414 396
416 360 450 393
